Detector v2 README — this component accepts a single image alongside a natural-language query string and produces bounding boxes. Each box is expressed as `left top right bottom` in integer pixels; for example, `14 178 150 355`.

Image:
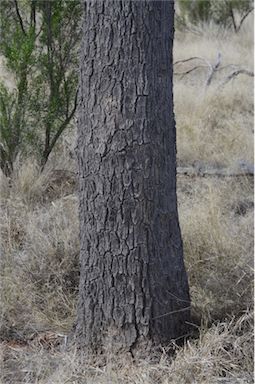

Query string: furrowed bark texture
75 0 190 350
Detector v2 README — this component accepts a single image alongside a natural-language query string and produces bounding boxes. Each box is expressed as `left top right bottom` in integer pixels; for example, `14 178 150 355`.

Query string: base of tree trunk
70 321 191 357
74 0 191 352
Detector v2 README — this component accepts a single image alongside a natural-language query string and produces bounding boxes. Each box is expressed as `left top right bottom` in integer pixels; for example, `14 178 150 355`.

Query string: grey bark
75 0 190 351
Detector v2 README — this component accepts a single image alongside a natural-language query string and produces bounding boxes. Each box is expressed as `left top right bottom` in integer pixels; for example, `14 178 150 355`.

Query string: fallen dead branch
174 57 208 66
206 52 221 86
220 69 254 86
177 165 254 177
174 53 254 88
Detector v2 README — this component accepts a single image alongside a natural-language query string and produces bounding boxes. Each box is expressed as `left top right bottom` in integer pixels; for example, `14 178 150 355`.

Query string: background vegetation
0 1 253 383
177 0 253 32
0 0 81 176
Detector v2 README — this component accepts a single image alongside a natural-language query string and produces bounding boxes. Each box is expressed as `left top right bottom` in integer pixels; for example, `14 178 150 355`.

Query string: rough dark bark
75 0 190 351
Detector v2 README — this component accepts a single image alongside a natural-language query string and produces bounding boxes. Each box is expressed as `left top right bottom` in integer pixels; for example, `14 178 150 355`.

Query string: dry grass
0 163 79 338
178 176 253 324
174 14 253 168
0 16 254 384
0 312 253 384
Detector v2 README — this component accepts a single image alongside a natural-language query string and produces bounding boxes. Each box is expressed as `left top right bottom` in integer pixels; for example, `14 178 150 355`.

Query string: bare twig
14 0 26 35
216 64 239 72
229 6 237 32
30 0 36 28
174 57 207 66
174 53 253 92
174 53 222 88
206 52 221 86
174 65 207 78
236 8 254 32
221 69 254 86
41 89 78 170
174 64 237 78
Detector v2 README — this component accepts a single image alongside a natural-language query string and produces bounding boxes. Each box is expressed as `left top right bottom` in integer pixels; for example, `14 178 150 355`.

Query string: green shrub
178 0 212 24
0 0 81 176
0 83 22 177
177 0 253 32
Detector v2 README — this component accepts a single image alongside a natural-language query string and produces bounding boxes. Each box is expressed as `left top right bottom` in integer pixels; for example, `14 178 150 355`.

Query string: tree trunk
75 0 190 351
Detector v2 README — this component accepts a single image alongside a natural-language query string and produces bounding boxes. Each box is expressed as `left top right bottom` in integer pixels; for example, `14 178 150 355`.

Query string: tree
74 0 190 352
0 0 81 176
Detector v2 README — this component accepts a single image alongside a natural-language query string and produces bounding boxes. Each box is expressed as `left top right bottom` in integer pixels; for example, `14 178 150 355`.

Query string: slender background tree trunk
75 0 190 351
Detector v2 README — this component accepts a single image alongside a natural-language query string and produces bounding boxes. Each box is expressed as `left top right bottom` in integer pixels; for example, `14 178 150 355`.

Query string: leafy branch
0 0 81 177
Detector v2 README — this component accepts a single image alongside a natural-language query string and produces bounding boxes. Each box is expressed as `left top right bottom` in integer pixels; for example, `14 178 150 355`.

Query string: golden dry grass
0 312 253 384
0 15 254 384
174 14 253 168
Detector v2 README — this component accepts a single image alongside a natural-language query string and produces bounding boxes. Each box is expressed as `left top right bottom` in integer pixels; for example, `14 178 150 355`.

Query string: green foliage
0 83 20 176
0 0 81 176
210 0 253 31
178 0 212 24
177 0 253 32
